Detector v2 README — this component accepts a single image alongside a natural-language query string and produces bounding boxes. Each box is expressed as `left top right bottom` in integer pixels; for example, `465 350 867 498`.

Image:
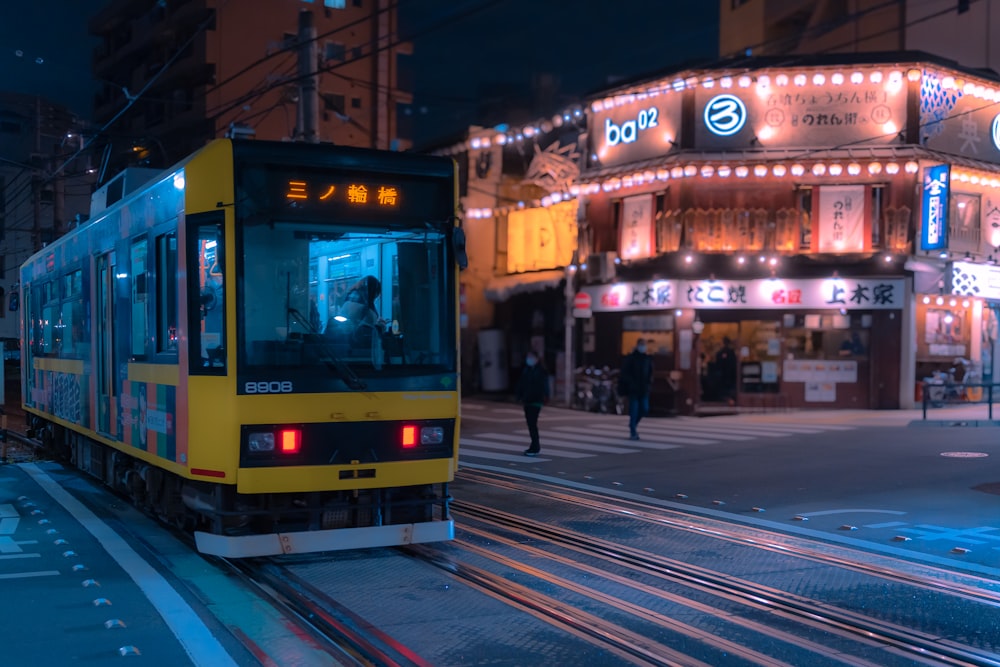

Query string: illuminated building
439 52 1000 412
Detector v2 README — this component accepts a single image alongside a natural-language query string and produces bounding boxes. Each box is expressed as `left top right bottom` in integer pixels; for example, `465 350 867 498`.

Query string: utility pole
31 96 42 252
296 9 319 143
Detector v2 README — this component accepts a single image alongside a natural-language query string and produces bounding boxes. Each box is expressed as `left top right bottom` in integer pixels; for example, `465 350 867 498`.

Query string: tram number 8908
245 381 294 394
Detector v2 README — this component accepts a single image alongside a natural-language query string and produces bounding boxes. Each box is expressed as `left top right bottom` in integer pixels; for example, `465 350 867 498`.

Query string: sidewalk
466 392 1000 428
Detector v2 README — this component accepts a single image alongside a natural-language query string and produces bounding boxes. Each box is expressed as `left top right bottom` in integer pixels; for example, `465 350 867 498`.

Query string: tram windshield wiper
287 307 367 391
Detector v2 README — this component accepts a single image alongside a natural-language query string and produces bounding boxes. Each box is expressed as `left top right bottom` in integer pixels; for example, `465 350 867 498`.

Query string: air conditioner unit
584 252 617 284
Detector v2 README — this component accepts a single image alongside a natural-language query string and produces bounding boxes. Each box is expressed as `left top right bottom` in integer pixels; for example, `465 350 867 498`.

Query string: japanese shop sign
583 277 903 311
921 70 1000 164
694 69 906 149
618 194 655 261
589 93 681 168
817 185 866 253
703 94 747 136
949 260 1000 300
506 201 578 273
920 164 950 251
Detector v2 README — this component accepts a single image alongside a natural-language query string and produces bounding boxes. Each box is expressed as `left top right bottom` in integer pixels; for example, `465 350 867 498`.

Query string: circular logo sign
940 452 989 458
991 113 1000 151
704 94 747 137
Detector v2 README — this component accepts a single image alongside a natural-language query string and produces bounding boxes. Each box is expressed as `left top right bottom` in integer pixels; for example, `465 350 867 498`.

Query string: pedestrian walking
515 351 549 456
619 338 654 440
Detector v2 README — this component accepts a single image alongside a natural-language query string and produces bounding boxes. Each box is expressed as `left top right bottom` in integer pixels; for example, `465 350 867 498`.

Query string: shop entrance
698 322 739 404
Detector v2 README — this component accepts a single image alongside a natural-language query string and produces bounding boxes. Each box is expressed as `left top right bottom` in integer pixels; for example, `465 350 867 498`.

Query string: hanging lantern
828 163 844 176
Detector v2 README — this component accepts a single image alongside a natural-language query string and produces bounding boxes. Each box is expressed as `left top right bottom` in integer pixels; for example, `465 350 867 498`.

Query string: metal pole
297 10 319 143
563 259 576 407
990 383 993 421
922 382 927 420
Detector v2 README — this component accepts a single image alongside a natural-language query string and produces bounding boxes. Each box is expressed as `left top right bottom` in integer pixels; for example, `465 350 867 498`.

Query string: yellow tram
21 139 464 557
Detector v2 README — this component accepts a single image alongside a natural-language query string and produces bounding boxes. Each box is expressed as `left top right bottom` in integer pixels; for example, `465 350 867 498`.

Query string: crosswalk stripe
573 422 755 441
512 430 680 451
461 403 486 410
458 447 552 463
626 423 796 438
582 420 801 438
551 425 714 446
479 432 642 454
687 422 831 434
691 419 854 432
459 437 591 458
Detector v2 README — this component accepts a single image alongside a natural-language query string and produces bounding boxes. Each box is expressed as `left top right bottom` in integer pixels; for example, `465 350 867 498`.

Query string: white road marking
555 425 716 446
21 463 238 667
459 437 590 459
0 570 60 579
473 432 640 454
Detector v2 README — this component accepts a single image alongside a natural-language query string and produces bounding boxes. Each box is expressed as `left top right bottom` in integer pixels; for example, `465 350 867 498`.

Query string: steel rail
457 468 1000 606
450 492 1000 667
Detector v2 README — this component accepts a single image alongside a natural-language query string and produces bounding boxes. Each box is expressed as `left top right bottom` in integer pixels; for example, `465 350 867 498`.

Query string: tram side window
156 233 178 353
187 212 226 375
32 281 57 355
131 238 149 357
60 269 86 357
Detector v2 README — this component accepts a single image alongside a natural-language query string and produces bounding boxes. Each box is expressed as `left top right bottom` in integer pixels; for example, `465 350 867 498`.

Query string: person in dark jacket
515 351 549 456
619 339 654 440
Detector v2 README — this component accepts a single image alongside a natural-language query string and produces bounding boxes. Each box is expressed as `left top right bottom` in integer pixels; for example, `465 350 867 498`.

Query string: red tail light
402 425 417 448
279 429 301 454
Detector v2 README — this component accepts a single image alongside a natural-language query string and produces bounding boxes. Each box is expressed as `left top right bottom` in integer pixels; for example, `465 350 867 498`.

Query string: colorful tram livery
20 139 463 557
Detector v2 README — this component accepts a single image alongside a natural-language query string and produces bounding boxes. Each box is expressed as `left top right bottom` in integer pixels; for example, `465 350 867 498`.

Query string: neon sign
704 94 747 137
285 180 400 207
920 164 950 251
604 106 660 147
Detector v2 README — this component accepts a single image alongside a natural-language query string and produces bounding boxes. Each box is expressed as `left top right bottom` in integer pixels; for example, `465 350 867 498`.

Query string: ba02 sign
604 106 659 147
920 164 950 251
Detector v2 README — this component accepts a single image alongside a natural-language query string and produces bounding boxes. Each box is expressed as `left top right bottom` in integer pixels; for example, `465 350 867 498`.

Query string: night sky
0 1 718 147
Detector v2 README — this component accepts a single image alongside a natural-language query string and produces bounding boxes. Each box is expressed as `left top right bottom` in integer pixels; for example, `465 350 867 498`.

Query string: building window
796 187 812 251
871 184 885 248
351 97 362 109
950 192 982 252
325 42 346 61
323 93 345 113
353 0 362 6
352 46 363 59
731 0 751 8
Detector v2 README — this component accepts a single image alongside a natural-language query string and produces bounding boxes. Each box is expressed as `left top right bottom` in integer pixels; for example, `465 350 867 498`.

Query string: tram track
219 557 432 667
450 468 1000 667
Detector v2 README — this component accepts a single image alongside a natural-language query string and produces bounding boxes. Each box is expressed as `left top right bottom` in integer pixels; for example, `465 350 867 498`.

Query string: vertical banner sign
618 194 655 261
921 164 950 251
817 185 866 253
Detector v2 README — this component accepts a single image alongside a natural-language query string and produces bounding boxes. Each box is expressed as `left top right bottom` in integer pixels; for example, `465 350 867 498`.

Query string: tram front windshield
240 218 453 376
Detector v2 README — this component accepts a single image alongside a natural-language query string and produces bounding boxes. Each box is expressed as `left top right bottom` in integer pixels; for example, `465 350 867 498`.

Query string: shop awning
485 269 565 303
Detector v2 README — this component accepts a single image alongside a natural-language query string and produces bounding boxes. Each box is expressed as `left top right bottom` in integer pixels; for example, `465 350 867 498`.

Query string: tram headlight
420 427 444 445
248 432 275 452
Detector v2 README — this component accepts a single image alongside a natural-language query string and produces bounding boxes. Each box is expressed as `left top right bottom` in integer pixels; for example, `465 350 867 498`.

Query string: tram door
96 253 116 434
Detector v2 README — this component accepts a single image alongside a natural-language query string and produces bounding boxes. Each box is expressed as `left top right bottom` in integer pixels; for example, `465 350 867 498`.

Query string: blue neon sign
920 164 950 251
703 94 747 137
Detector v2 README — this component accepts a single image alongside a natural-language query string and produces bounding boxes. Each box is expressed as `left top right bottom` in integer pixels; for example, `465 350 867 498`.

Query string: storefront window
621 314 673 358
